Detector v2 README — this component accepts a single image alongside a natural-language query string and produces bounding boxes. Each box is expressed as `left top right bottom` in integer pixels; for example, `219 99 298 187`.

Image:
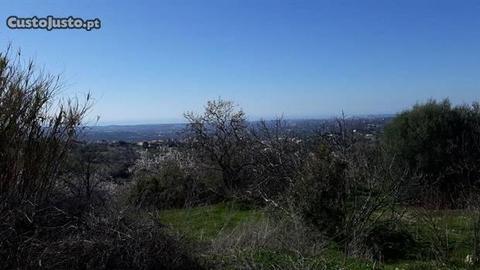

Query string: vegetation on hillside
0 50 202 270
1 48 480 269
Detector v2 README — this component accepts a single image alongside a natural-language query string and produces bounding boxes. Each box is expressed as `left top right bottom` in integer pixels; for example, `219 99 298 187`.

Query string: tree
383 99 480 208
250 118 306 199
184 99 253 196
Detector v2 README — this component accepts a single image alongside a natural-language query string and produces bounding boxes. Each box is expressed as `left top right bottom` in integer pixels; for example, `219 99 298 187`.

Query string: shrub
59 143 113 210
131 152 220 209
249 119 307 202
0 48 201 270
0 203 203 270
268 122 406 261
0 48 90 204
383 99 480 208
363 221 416 262
131 160 193 209
290 145 347 237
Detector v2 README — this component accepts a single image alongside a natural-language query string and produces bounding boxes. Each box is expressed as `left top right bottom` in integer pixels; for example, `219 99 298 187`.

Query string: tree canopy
383 99 480 207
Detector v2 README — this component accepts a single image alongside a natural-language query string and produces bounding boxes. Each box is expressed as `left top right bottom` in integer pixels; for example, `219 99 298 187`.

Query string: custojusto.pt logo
6 16 101 31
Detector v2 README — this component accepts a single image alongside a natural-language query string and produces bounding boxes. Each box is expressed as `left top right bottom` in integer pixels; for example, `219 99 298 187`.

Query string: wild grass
157 202 263 241
157 203 480 270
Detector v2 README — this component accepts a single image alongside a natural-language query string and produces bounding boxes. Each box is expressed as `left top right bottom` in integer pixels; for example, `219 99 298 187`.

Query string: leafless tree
250 118 306 200
260 114 410 262
184 99 254 196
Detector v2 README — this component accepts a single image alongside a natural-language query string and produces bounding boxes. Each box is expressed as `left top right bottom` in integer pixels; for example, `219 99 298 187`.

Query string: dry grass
210 215 325 256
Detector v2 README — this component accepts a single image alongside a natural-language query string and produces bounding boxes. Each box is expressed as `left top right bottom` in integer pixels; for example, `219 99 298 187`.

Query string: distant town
81 116 393 145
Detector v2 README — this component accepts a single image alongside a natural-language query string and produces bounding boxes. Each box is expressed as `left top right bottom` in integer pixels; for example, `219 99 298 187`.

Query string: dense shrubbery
130 149 221 209
132 160 196 209
125 99 480 267
0 203 202 270
0 49 90 204
179 99 418 262
383 99 480 208
0 50 203 270
289 145 347 236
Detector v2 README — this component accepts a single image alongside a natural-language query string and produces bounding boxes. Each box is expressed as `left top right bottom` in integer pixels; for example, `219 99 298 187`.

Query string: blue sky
1 0 479 124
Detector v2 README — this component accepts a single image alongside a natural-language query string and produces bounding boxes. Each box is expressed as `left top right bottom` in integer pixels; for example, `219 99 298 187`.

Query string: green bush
131 159 220 209
290 145 347 236
383 99 480 207
131 161 192 209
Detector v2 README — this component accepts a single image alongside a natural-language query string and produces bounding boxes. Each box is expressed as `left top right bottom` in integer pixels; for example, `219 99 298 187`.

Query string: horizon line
87 113 396 127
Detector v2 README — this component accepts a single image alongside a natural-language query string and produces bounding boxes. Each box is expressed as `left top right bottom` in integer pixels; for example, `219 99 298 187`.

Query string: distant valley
80 116 393 143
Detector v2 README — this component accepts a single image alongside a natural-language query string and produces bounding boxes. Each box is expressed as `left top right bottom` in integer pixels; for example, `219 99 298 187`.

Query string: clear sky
1 0 479 124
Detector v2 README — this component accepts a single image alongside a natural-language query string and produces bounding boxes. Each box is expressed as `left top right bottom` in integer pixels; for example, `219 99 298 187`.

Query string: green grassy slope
157 203 479 270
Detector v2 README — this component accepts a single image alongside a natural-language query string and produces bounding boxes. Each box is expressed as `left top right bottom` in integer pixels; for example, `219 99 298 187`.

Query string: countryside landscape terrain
2 1 480 269
1 48 480 269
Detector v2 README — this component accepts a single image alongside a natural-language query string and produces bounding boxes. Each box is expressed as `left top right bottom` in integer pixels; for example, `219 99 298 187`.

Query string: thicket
0 49 202 270
383 99 480 208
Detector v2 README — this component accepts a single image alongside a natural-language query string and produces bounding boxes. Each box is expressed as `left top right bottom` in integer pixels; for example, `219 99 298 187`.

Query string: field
156 203 479 270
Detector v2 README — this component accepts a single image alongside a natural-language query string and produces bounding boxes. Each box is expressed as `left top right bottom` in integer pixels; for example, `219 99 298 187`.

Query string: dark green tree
383 99 480 207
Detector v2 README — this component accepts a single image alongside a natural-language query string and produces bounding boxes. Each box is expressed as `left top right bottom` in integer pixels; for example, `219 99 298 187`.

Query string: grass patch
157 202 263 241
406 209 474 263
156 204 479 269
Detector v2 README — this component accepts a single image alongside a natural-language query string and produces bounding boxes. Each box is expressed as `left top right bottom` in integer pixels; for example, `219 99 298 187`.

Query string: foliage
157 203 480 269
263 117 406 262
383 99 480 207
0 48 202 270
0 48 90 204
4 53 480 270
130 148 221 209
290 144 347 236
131 160 196 209
0 202 202 270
